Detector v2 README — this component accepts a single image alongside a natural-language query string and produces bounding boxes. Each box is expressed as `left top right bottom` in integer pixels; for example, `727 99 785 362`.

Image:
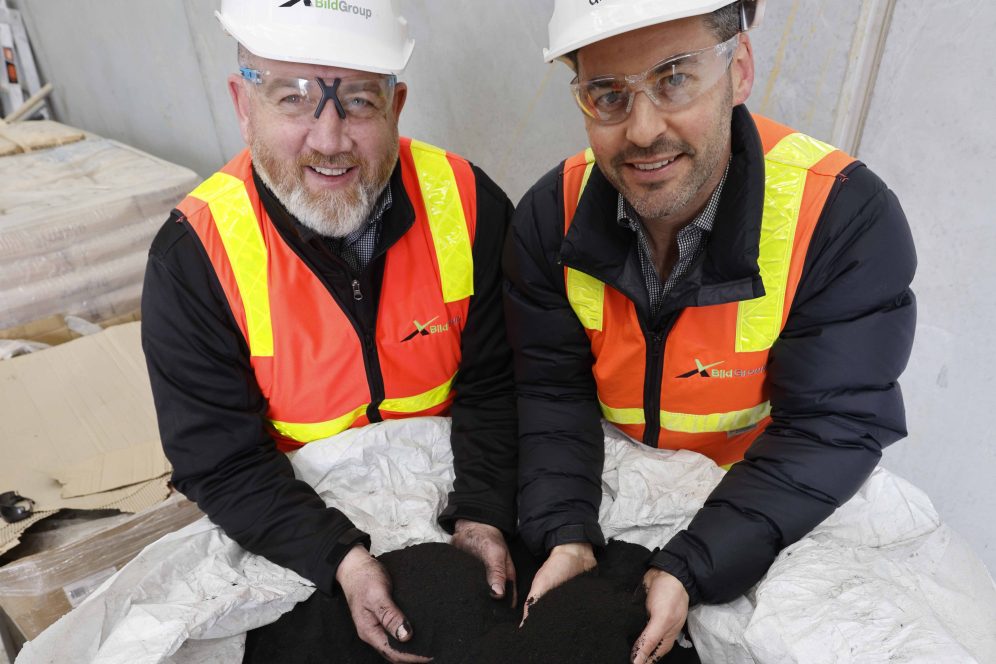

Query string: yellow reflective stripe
736 133 836 353
269 375 456 443
380 374 456 413
190 172 274 357
409 139 474 303
566 149 603 331
578 147 596 203
566 268 605 331
764 132 837 170
599 400 644 425
599 400 771 434
660 401 771 434
270 404 368 443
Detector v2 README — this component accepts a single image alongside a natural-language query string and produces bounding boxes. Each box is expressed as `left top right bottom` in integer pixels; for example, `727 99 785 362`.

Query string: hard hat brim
544 0 733 63
217 10 414 76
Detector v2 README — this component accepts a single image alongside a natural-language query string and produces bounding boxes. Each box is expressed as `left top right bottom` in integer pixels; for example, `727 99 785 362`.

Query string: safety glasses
571 33 741 125
240 68 397 122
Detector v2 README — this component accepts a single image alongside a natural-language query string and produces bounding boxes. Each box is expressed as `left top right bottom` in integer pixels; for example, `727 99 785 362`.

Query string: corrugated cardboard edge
0 511 55 558
0 475 169 556
53 443 172 499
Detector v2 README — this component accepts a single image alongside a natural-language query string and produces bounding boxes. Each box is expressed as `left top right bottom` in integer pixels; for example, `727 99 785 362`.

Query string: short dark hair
565 50 579 73
704 3 742 42
568 3 741 75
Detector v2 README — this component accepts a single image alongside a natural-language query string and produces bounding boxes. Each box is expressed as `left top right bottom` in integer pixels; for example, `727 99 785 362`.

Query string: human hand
521 542 596 625
630 569 689 664
451 519 517 605
335 545 432 663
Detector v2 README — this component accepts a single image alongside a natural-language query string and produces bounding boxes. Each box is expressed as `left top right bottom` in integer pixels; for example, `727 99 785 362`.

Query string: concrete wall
859 0 996 566
10 0 995 569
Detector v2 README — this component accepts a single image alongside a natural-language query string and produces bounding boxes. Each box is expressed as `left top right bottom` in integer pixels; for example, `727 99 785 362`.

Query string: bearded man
141 3 516 662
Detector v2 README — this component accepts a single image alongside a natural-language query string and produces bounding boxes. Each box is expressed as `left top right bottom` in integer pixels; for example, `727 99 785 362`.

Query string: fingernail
490 583 503 597
396 621 410 640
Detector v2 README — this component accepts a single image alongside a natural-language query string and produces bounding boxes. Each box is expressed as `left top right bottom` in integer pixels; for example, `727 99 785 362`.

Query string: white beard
256 164 375 239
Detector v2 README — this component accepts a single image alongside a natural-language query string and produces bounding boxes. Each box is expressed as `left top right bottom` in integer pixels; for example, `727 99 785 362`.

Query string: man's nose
624 91 668 148
306 102 355 156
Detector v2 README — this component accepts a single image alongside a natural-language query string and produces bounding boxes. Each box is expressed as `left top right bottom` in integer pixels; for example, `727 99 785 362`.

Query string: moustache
612 138 695 168
298 152 363 170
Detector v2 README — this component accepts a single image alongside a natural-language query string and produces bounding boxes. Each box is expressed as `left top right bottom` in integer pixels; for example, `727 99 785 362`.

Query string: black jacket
504 106 917 605
142 157 517 595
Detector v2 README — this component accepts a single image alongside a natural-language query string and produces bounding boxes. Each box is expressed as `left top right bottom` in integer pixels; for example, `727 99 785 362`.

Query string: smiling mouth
630 156 679 172
308 165 354 177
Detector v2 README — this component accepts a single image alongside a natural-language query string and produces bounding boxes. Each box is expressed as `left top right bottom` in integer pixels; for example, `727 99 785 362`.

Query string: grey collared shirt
327 184 393 272
618 163 729 316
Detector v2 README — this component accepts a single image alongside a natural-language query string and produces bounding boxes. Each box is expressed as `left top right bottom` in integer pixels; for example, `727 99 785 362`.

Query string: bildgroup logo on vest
676 359 767 379
400 316 462 343
279 0 373 19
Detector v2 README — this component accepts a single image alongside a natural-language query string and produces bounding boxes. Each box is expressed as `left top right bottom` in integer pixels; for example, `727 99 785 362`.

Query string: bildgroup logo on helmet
279 0 373 19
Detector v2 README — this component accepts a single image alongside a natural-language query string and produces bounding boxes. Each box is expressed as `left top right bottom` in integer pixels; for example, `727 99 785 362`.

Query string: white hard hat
544 0 765 63
216 0 415 75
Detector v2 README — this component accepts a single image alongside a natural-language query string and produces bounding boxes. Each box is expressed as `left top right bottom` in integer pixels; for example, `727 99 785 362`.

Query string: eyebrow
582 44 712 81
265 77 308 89
338 79 384 92
653 51 702 70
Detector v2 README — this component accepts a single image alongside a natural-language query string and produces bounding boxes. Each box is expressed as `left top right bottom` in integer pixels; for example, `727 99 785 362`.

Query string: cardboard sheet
0 322 170 552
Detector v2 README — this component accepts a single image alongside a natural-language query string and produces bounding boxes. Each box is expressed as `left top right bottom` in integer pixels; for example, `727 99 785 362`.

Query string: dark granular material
243 540 700 664
244 542 499 664
382 542 512 659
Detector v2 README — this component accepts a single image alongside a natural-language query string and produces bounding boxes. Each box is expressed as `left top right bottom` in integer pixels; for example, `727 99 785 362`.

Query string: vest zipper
275 248 386 425
642 314 678 447
363 332 384 423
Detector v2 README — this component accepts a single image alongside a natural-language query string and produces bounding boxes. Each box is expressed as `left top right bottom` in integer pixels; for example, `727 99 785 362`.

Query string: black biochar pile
243 540 700 664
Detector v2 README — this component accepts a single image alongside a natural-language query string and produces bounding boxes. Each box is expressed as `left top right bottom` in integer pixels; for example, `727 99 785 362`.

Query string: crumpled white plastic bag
16 418 996 664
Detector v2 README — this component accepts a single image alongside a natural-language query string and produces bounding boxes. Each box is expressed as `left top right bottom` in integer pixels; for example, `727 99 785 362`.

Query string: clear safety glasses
240 68 397 122
571 33 742 125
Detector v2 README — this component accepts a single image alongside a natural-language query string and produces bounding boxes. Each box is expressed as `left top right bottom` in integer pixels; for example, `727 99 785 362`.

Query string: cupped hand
521 542 596 625
630 569 689 664
451 519 517 605
335 545 433 663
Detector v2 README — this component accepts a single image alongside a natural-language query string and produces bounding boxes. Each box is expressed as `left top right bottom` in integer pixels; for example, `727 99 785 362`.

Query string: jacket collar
560 105 767 319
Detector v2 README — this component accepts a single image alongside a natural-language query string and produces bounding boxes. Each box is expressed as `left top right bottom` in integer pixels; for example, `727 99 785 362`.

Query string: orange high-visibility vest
176 137 477 450
562 115 854 466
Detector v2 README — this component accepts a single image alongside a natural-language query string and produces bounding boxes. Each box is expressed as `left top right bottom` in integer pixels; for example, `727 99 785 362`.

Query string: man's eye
593 89 627 110
279 94 305 105
662 72 690 89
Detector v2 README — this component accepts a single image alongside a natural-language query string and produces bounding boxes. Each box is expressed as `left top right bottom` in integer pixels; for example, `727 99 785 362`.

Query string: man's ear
731 33 755 106
229 74 253 145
